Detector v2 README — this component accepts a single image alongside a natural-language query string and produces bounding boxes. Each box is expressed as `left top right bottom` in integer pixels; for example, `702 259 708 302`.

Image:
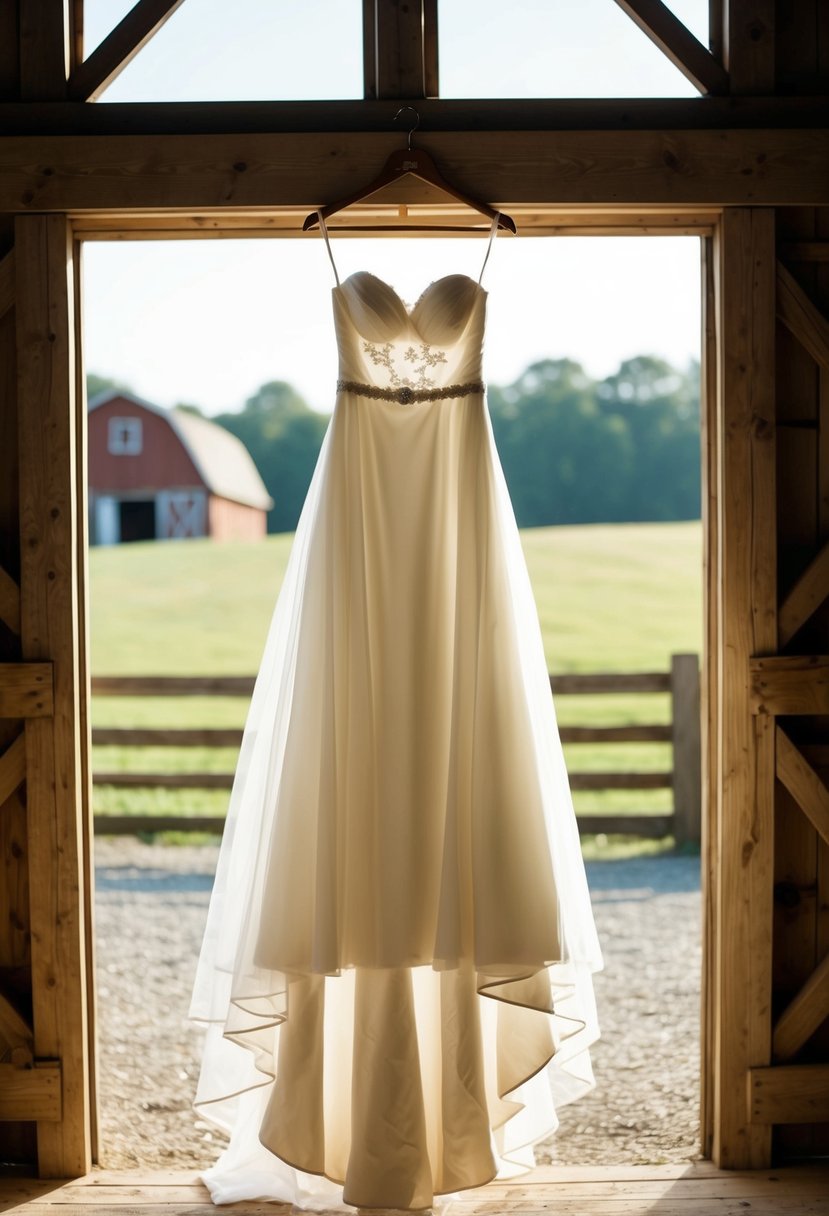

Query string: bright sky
82 0 705 416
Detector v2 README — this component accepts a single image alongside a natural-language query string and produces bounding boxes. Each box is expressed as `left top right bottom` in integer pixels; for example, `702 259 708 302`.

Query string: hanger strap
478 212 500 285
317 211 340 287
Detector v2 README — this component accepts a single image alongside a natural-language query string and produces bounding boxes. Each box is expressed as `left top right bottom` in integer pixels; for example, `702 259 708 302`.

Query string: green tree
488 355 699 527
214 381 328 533
87 372 132 400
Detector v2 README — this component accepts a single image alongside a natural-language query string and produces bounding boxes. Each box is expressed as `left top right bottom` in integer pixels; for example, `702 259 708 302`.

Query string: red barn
88 390 273 544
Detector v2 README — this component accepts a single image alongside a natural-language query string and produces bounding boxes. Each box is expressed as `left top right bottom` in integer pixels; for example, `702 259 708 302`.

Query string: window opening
82 0 363 102
438 0 709 98
83 230 703 1172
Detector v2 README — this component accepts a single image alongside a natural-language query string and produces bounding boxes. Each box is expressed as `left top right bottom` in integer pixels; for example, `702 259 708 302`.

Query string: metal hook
394 105 420 151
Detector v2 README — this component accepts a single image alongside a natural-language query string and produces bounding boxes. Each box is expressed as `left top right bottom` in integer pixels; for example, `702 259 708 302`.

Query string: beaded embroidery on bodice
333 271 488 397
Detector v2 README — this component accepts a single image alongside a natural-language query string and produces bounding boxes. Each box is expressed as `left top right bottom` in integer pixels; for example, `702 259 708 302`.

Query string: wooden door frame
14 200 775 1174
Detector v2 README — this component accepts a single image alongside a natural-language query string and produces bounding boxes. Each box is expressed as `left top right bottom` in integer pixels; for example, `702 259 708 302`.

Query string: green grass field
90 520 703 838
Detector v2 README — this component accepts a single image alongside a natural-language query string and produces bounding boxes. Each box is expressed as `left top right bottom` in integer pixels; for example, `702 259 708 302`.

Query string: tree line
89 353 700 533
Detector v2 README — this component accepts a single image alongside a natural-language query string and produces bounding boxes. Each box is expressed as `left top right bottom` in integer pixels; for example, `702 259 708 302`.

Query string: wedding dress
189 215 603 1211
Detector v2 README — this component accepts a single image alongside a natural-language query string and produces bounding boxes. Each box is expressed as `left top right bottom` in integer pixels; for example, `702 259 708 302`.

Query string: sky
81 0 706 417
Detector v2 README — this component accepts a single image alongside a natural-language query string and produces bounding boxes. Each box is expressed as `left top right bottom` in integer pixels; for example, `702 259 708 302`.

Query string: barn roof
88 389 274 511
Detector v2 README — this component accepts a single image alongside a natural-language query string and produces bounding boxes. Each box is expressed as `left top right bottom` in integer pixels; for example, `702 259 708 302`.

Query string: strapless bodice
332 270 487 394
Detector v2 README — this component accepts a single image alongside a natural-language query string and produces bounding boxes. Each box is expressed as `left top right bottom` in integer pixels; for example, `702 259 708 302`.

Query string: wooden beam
0 989 32 1051
372 0 426 99
423 0 438 98
0 130 827 213
751 656 829 715
0 250 13 320
777 262 829 370
749 1065 829 1124
779 541 829 646
16 215 90 1176
2 97 827 136
67 0 186 103
612 0 730 95
773 950 829 1062
0 1063 61 1122
0 733 26 807
776 726 829 848
0 662 53 718
19 1 67 101
68 0 84 77
713 208 776 1167
0 562 20 634
724 1 775 95
779 242 829 263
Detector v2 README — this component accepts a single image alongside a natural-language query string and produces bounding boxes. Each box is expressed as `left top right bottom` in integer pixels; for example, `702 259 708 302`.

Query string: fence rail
91 652 701 844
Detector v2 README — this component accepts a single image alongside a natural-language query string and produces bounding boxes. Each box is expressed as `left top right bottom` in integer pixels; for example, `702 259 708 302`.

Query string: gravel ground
93 839 701 1171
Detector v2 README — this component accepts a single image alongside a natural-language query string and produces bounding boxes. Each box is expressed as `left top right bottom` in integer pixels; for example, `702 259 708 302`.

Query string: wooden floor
0 1164 828 1215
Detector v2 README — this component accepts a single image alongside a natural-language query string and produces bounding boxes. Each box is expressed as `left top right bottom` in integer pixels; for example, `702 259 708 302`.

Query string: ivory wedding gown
190 216 603 1211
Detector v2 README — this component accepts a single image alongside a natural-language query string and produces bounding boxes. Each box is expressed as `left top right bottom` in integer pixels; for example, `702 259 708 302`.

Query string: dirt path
93 839 701 1170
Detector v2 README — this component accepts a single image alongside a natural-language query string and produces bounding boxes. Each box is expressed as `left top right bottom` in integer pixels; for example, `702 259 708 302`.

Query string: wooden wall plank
0 304 19 605
0 663 53 718
18 1 67 101
713 207 776 1168
0 130 827 213
749 1065 829 1124
67 0 186 103
613 0 729 94
15 214 90 1177
0 223 28 1164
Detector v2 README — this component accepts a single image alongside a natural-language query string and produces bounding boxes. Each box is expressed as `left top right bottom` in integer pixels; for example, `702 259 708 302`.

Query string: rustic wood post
671 652 702 846
711 206 776 1169
15 214 92 1177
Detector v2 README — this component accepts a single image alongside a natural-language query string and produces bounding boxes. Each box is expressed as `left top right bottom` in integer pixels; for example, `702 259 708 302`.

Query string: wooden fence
90 652 701 844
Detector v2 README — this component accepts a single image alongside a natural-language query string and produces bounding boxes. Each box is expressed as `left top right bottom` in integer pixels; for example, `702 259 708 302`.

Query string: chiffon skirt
189 390 603 1209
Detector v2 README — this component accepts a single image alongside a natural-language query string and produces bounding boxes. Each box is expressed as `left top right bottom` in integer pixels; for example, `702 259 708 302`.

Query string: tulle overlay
190 270 603 1210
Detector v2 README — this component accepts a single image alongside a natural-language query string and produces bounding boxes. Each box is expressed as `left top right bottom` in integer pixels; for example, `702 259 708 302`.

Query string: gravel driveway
93 839 701 1170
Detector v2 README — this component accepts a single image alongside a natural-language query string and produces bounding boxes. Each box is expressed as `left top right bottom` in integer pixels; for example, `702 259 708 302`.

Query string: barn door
705 208 829 1168
0 215 95 1175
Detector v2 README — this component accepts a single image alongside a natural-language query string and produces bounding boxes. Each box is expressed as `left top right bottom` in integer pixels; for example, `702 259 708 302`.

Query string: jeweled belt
337 379 485 405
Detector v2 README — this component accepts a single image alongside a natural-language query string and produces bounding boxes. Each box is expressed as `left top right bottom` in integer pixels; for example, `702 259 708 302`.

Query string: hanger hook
394 105 420 151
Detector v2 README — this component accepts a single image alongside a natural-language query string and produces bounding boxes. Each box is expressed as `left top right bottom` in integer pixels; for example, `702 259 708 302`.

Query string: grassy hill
90 520 703 831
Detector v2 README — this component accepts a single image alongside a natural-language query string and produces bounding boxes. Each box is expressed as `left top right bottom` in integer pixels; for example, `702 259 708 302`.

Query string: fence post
671 652 702 846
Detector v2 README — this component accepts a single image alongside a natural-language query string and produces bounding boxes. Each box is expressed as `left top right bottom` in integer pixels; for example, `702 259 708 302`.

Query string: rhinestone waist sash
337 379 485 405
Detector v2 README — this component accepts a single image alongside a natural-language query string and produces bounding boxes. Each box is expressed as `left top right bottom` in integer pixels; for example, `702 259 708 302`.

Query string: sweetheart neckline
336 270 486 316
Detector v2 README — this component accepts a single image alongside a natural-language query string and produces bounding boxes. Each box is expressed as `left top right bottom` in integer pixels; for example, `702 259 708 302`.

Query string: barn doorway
118 500 156 543
77 216 708 1173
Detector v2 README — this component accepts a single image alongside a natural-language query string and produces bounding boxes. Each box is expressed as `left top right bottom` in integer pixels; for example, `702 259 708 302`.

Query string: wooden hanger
302 107 517 235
